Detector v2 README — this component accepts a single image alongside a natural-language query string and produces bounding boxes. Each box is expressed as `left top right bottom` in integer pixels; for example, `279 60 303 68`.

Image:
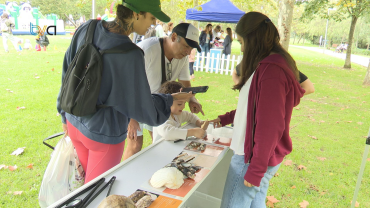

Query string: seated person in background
153 81 206 143
232 63 315 95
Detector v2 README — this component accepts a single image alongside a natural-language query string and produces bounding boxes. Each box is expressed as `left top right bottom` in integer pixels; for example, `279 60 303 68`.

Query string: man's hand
210 117 222 128
127 119 141 141
244 180 254 187
62 123 68 136
189 97 204 115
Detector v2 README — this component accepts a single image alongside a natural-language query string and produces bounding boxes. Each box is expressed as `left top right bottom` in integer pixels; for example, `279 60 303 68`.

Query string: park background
1 0 370 207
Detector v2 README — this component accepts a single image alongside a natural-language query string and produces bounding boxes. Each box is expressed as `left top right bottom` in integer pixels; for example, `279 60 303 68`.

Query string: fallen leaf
7 191 12 194
347 121 352 123
16 106 26 110
0 164 8 170
298 165 307 170
46 61 49 63
8 165 17 171
329 173 333 175
235 97 239 99
284 160 293 166
294 107 300 110
308 135 318 140
26 163 33 169
266 196 279 208
340 108 345 110
13 191 23 195
357 122 363 125
351 201 360 207
320 120 325 123
320 191 326 195
274 172 279 177
309 185 319 192
367 158 370 162
317 157 326 161
266 201 274 208
291 185 296 189
10 147 26 156
299 200 309 208
336 121 340 124
51 68 54 72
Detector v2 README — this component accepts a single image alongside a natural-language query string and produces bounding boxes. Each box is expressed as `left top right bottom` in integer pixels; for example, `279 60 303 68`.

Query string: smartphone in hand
181 86 209 94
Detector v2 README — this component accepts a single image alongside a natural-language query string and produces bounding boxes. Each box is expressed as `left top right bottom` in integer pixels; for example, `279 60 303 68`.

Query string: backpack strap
100 42 143 55
159 38 166 84
85 20 99 44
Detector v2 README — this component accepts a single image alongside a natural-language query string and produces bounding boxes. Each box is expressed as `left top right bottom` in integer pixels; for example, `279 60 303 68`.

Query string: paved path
290 45 370 67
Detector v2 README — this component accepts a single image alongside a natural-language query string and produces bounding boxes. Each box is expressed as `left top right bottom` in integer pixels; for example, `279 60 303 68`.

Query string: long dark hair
226 27 233 41
233 12 299 91
203 24 213 36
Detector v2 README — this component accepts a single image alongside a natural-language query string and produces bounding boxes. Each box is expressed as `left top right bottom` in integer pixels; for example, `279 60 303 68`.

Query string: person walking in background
1 13 19 53
222 27 233 56
211 12 305 207
35 30 49 51
199 24 212 55
189 48 196 79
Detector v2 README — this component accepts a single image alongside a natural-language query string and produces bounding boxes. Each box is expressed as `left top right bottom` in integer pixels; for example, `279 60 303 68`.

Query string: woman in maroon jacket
211 12 305 208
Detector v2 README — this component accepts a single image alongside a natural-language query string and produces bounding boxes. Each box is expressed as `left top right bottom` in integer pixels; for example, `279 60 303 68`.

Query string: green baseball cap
123 0 171 23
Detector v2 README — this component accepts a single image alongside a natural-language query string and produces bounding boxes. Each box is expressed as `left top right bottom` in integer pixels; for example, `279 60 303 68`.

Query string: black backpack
60 20 143 117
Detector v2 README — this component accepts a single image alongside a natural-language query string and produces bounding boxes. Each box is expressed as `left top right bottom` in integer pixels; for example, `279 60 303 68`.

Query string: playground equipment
0 1 66 35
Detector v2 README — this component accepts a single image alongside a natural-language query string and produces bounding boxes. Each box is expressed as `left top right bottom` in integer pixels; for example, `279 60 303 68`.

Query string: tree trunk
344 15 358 69
297 34 303 44
363 60 370 86
277 0 294 50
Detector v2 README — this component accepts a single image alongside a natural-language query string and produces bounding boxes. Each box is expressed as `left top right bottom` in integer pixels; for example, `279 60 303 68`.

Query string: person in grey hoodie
56 0 193 184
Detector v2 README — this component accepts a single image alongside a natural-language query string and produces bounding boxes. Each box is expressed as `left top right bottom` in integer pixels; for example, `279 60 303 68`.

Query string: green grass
1 35 369 207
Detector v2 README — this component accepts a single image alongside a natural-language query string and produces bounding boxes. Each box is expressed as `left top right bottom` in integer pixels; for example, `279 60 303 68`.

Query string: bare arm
300 79 315 95
232 69 240 85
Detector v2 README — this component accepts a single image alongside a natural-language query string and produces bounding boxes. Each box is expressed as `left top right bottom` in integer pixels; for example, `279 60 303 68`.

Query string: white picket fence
194 52 243 75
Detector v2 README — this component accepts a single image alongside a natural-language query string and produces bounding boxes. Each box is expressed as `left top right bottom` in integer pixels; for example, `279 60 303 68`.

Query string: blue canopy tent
186 0 245 23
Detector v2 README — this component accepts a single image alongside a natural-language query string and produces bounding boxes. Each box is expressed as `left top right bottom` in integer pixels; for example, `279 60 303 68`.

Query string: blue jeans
221 154 281 208
201 43 210 55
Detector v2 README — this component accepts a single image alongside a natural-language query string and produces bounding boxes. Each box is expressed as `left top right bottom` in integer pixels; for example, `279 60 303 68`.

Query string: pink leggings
67 121 125 184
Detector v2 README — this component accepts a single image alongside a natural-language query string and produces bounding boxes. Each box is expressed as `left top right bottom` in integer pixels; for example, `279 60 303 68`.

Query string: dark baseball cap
172 23 201 52
123 0 170 23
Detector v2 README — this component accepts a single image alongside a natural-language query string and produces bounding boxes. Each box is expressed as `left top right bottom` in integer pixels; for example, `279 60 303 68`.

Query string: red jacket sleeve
218 110 236 126
244 73 286 186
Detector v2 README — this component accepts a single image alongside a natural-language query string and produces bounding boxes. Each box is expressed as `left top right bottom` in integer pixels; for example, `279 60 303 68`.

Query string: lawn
0 35 369 207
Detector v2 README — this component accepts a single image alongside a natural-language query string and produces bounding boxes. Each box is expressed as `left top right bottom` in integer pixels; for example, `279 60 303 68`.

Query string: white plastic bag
38 136 84 208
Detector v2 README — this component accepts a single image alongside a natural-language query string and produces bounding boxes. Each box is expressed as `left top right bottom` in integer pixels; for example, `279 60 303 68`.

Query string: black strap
85 20 98 44
42 132 65 150
159 38 166 84
55 178 105 208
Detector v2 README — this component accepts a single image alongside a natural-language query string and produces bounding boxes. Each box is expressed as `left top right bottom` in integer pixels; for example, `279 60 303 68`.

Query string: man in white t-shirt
123 23 203 160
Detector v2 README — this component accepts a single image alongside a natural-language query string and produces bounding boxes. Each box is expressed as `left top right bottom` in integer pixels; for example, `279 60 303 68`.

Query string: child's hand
187 128 206 139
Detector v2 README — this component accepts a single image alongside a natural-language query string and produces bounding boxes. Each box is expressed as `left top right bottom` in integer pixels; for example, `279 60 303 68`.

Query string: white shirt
155 24 164 37
153 111 200 143
231 72 255 155
137 37 191 93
